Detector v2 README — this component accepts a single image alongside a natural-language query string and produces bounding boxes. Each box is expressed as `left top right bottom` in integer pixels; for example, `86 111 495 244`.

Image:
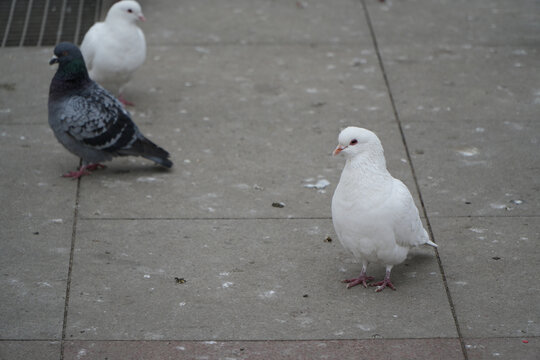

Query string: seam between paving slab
146 41 372 47
77 215 540 220
2 335 532 342
59 336 537 341
59 166 82 360
77 216 334 221
359 0 468 359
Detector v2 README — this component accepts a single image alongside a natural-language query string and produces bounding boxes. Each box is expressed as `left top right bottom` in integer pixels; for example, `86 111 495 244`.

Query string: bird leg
118 94 134 106
62 163 106 179
369 267 396 292
84 163 107 171
342 265 374 288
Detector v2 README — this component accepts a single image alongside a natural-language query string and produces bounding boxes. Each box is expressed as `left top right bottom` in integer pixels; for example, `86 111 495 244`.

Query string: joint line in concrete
60 160 83 360
359 1 468 358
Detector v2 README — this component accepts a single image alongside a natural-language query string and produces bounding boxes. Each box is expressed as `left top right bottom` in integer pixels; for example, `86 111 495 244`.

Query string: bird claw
62 163 106 179
342 275 375 289
62 169 91 179
118 94 134 106
85 163 106 171
370 279 396 292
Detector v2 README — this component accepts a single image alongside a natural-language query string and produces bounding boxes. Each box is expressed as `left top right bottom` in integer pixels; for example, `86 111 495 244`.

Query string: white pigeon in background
80 0 146 106
331 127 437 292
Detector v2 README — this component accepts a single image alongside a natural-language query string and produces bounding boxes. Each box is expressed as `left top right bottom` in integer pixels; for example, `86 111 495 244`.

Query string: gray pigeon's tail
126 137 173 168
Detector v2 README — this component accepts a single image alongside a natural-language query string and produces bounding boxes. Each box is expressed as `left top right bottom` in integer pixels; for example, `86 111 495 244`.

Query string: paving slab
0 341 60 360
374 44 540 218
405 118 539 218
380 44 540 123
125 44 392 123
65 219 452 340
365 0 540 47
0 123 75 341
465 337 540 360
76 44 421 219
431 216 540 338
64 338 464 360
75 124 416 220
141 0 372 45
0 47 53 122
0 124 78 220
365 0 540 220
0 218 71 340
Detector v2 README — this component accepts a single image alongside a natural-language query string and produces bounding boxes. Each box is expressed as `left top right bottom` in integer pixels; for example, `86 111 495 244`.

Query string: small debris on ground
304 179 330 190
174 277 186 284
324 236 333 243
272 202 285 208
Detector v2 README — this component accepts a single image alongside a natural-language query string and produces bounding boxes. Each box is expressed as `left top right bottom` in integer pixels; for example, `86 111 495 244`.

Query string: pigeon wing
61 85 138 153
391 179 430 247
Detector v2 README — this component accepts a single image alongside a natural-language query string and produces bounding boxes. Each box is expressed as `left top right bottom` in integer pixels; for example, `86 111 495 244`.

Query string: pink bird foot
118 94 134 106
370 278 396 292
342 267 374 289
342 275 375 289
62 163 106 179
84 163 107 171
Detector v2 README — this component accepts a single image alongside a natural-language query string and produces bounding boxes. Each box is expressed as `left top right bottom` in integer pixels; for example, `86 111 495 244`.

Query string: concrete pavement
1 0 539 359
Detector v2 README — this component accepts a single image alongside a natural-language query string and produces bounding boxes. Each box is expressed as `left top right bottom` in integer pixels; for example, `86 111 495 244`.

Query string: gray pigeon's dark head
50 42 89 81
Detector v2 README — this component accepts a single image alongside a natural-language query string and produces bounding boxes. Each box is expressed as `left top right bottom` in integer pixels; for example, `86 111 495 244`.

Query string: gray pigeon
48 42 172 179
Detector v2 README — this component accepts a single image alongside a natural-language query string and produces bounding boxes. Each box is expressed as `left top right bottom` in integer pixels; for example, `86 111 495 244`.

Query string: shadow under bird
331 127 437 292
48 42 173 179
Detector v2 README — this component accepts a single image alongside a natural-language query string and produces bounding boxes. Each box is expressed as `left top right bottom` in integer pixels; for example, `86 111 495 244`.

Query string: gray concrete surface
1 0 539 359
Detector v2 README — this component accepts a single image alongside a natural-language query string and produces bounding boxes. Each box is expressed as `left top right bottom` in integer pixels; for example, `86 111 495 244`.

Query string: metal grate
0 0 105 47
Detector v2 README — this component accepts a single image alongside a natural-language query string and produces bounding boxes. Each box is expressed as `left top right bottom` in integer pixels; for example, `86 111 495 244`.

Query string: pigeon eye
127 9 133 13
350 139 358 145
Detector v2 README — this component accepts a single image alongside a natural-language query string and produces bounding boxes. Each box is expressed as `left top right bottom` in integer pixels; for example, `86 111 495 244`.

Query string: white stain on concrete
456 147 479 157
259 290 276 299
303 179 330 190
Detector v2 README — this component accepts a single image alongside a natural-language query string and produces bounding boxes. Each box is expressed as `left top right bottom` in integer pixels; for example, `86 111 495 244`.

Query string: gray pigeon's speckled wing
61 84 139 153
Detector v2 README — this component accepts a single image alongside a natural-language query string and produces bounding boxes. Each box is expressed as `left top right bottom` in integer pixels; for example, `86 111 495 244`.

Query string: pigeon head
107 0 145 23
333 127 383 159
49 42 89 81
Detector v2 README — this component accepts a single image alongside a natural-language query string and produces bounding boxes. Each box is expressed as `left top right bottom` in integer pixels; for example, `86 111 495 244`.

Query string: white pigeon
331 127 437 292
80 0 146 106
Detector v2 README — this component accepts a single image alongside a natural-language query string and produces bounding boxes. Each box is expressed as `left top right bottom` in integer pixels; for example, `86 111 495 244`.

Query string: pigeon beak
333 145 345 156
138 14 146 22
49 56 59 65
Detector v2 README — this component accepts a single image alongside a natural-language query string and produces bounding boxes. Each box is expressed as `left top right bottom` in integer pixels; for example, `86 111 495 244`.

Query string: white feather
80 0 146 96
331 127 436 289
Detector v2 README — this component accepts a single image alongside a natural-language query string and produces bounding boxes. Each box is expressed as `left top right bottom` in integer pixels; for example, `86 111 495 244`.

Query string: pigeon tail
144 154 173 169
123 137 173 168
426 240 438 248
